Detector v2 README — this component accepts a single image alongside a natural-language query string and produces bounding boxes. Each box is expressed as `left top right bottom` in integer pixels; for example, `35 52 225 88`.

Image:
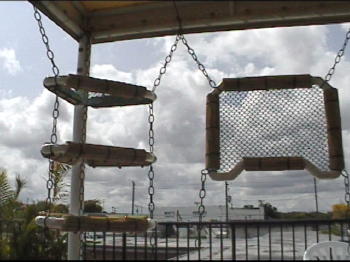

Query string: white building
153 205 265 222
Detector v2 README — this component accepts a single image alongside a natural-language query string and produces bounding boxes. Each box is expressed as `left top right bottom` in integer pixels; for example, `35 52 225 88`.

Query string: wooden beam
32 1 350 44
32 1 86 40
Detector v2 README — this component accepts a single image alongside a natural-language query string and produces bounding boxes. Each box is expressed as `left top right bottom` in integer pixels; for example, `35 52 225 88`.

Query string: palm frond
14 174 27 200
0 170 14 206
52 162 70 202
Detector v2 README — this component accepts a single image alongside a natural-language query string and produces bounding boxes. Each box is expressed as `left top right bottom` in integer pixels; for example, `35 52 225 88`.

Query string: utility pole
131 181 135 215
313 177 319 213
225 181 229 222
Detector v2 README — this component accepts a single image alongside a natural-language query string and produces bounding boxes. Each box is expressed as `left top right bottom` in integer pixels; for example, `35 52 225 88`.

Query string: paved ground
174 227 344 260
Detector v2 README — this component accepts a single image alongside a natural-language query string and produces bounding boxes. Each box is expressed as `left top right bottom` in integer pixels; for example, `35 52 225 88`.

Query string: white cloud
91 64 133 83
340 23 350 31
0 48 21 75
0 88 13 98
1 23 350 213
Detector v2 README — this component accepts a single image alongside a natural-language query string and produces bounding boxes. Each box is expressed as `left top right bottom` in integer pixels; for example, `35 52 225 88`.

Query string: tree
261 201 279 219
84 199 103 213
0 168 68 259
332 203 350 219
0 169 26 220
4 201 68 260
52 203 69 214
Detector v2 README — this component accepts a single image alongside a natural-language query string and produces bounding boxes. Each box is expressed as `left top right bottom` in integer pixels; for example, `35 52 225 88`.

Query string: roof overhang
32 1 350 44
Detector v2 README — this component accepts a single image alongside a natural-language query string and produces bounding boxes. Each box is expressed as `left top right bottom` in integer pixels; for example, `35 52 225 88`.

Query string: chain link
78 41 91 217
77 40 91 260
147 35 182 220
148 103 155 220
342 170 350 207
343 171 350 204
78 106 87 217
172 0 216 89
341 170 350 247
198 169 208 224
147 0 216 239
33 6 61 217
321 27 350 248
33 6 62 250
322 28 350 85
147 35 182 249
152 37 180 92
148 32 216 244
179 35 217 89
195 169 208 249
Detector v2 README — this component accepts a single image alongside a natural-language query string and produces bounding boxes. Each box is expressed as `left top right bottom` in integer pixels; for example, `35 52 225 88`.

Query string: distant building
153 205 265 222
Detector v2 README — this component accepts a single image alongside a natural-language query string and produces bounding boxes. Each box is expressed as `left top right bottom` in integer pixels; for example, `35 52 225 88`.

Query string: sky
1 1 350 214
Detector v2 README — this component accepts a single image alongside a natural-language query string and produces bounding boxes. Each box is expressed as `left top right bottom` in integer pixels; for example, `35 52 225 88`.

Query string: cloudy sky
1 1 350 214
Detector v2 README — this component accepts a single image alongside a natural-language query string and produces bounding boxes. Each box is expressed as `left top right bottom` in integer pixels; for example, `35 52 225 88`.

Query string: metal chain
148 0 216 240
198 169 208 224
147 106 155 221
150 34 216 219
147 35 182 249
178 32 214 245
343 170 350 206
148 35 182 220
179 34 217 89
196 169 208 249
33 6 62 251
78 110 88 217
149 32 216 247
322 28 350 85
78 40 91 260
172 1 216 249
171 0 217 88
324 27 350 251
78 42 91 217
343 170 350 208
341 170 350 249
321 27 350 248
33 6 60 216
152 36 180 92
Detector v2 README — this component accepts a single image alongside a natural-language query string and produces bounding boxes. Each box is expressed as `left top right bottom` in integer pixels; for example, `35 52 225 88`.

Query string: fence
81 219 350 260
1 219 349 260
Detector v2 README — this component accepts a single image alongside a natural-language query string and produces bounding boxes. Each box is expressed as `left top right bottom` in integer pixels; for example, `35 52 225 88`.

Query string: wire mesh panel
206 75 344 181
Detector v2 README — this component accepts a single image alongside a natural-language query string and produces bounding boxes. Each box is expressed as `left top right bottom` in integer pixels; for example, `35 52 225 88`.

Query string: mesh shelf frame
206 74 344 181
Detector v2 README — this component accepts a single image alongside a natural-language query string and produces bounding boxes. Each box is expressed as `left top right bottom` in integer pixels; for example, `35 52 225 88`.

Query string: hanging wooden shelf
41 142 156 167
35 214 155 232
44 74 156 108
206 74 344 181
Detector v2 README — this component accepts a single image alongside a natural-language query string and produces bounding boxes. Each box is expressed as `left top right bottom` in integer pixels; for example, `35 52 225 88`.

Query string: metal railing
81 219 349 260
1 219 349 260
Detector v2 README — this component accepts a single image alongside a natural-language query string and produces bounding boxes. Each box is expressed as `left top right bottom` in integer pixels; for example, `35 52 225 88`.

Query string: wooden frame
41 142 156 168
206 75 344 180
35 215 155 232
32 1 350 44
44 74 156 107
